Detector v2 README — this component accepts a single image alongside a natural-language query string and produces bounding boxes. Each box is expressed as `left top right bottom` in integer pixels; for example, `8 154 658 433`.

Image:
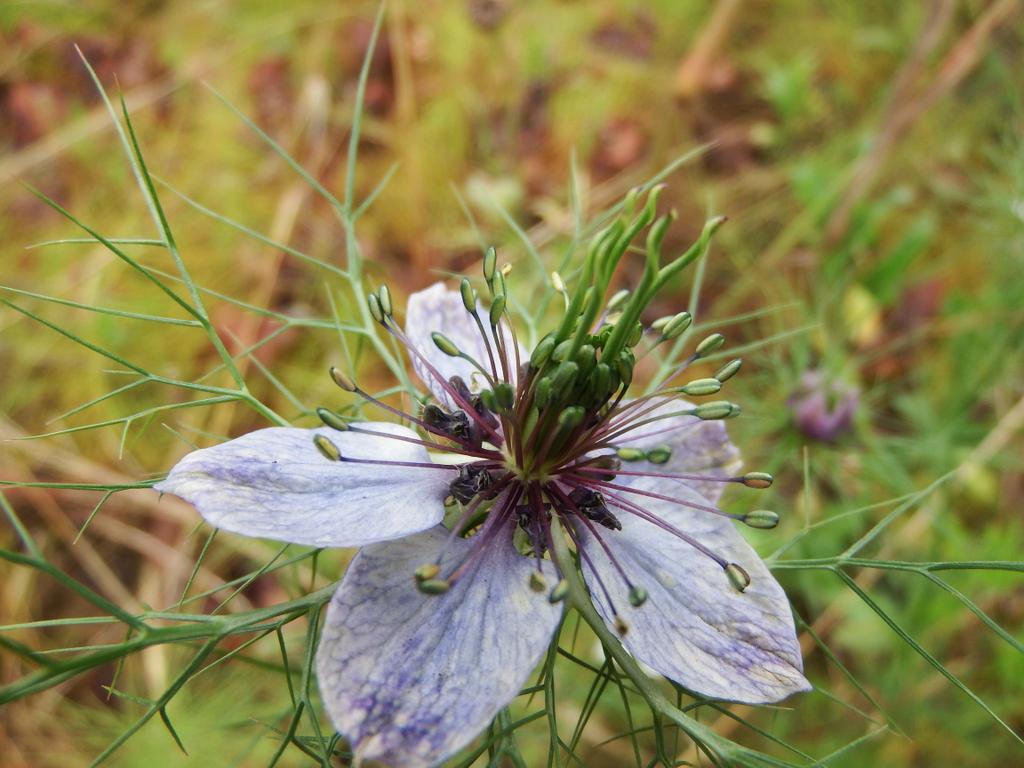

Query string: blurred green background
2 1 1022 766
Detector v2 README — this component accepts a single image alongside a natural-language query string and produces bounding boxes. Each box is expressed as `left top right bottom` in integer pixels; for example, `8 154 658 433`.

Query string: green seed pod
460 278 477 313
714 358 742 382
725 562 751 592
628 585 648 607
316 407 349 432
680 377 722 396
695 333 725 358
693 400 734 420
313 434 341 461
741 471 774 489
329 366 356 392
431 332 461 358
530 335 556 369
377 285 392 317
743 510 780 529
483 246 497 282
645 445 672 465
617 447 646 462
662 311 693 340
489 294 506 326
367 292 384 324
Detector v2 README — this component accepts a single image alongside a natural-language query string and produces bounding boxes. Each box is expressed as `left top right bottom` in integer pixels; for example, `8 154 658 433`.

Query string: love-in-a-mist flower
156 188 810 768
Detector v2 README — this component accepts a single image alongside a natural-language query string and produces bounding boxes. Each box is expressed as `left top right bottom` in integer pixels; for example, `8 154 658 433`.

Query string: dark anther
569 487 621 531
516 502 552 557
449 465 496 504
422 404 472 441
449 375 500 431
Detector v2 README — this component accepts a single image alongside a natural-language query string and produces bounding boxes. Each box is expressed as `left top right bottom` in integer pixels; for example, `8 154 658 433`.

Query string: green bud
680 377 722 396
489 294 506 326
316 407 349 431
628 585 648 607
662 311 693 340
530 335 556 369
460 278 477 313
575 344 596 374
431 332 461 357
368 292 384 324
529 571 547 593
329 366 356 392
695 333 725 358
714 358 742 382
548 579 569 603
626 321 644 348
313 434 341 461
607 289 630 311
592 363 612 400
483 246 497 282
493 382 515 410
693 401 734 420
535 377 553 408
558 406 585 430
551 361 579 395
741 472 774 489
645 445 672 465
377 285 392 317
743 510 780 529
725 562 751 592
417 578 451 595
479 388 497 412
414 563 440 581
617 447 646 462
552 338 575 363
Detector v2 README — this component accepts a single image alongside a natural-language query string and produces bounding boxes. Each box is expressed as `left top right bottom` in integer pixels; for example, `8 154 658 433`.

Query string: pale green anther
650 316 672 333
313 434 341 461
548 579 570 603
460 278 477 313
368 293 385 324
646 445 672 465
535 377 553 408
558 406 585 430
743 510 780 529
615 354 634 389
741 471 774 489
575 344 596 374
628 585 648 607
329 366 356 392
693 400 735 420
316 407 349 432
714 358 742 382
415 563 440 581
626 321 644 347
483 246 497 282
378 285 392 317
662 311 693 340
695 333 725 358
680 377 722 396
593 363 612 399
726 403 742 418
417 578 451 595
489 294 506 326
607 288 630 311
529 572 547 593
431 332 461 357
551 361 579 395
494 269 507 297
725 562 751 593
552 338 575 363
493 382 515 410
530 335 556 369
617 447 646 462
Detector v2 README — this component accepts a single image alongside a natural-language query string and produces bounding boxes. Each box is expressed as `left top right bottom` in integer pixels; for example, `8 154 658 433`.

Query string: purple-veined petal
155 423 450 547
405 282 522 410
612 397 740 503
317 524 562 768
576 478 810 704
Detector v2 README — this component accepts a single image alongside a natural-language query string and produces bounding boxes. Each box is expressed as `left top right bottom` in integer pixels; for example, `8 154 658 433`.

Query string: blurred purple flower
789 370 859 442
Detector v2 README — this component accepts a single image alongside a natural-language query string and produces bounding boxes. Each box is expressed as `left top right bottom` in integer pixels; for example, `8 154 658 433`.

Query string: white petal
405 282 522 410
612 397 740 503
155 424 450 547
317 525 562 768
577 479 810 704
